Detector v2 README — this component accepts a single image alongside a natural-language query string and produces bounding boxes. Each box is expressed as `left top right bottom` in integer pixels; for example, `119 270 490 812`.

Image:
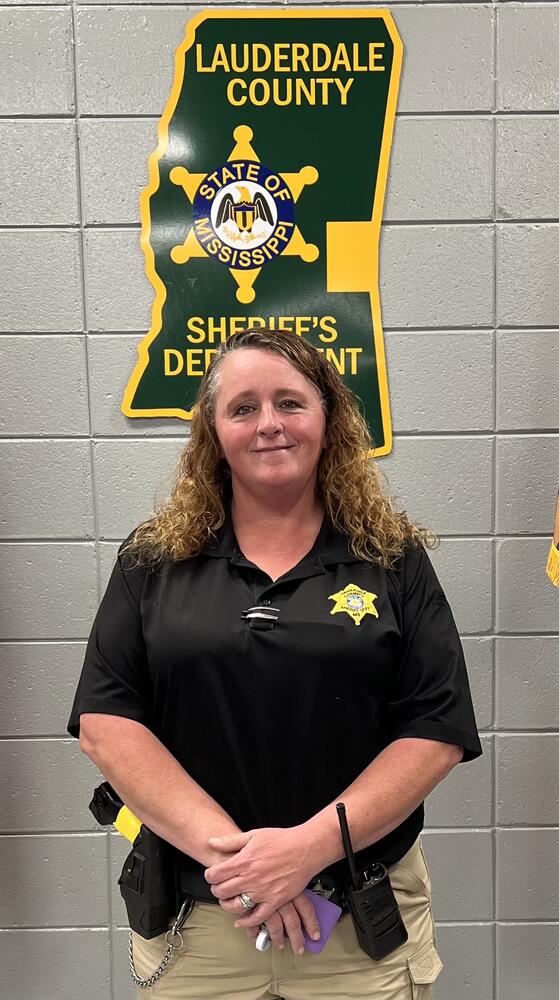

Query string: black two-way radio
336 802 408 960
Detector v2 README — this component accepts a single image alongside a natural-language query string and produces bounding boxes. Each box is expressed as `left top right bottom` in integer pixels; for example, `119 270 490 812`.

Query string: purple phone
302 889 343 953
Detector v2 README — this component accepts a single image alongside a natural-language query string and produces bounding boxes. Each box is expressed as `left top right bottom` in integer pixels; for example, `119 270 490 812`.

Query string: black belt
177 867 349 913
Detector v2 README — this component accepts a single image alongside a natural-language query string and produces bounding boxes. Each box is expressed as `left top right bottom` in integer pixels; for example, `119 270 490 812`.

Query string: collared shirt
68 512 482 886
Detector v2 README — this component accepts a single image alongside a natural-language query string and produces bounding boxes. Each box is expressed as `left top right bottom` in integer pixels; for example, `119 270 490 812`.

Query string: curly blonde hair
125 328 436 566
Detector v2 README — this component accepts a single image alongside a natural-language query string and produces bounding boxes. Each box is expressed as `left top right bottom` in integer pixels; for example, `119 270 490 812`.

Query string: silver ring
239 893 257 911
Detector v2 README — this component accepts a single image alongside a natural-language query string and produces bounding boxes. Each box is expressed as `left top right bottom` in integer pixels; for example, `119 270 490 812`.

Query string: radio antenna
336 802 362 891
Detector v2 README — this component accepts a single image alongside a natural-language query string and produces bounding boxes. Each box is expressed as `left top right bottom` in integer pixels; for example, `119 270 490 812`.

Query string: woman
69 327 482 999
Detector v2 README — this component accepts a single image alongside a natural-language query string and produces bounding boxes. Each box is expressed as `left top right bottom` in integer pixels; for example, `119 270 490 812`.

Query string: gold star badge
328 584 379 626
169 125 319 304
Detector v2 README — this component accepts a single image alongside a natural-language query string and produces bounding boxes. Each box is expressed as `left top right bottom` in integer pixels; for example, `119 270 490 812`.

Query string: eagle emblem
216 185 274 234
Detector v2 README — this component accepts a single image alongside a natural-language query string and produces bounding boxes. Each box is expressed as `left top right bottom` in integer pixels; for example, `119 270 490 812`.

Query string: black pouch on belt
89 781 174 939
118 825 174 939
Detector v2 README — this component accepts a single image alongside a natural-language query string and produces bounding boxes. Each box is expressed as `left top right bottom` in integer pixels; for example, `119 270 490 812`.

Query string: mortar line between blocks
4 111 559 122
69 4 114 997
68 3 103 600
0 1 514 9
5 324 551 336
1 533 557 545
3 430 559 442
492 6 499 993
106 828 118 1000
2 730 559 743
2 633 558 645
5 216 559 232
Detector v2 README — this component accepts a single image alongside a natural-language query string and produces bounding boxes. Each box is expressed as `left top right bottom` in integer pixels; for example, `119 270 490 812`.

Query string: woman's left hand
204 826 317 927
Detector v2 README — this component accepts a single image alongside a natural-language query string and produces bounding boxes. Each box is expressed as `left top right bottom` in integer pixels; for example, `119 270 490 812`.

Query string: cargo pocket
407 939 443 999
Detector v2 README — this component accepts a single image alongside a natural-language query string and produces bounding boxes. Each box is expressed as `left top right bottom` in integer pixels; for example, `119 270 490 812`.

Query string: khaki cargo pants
131 838 442 999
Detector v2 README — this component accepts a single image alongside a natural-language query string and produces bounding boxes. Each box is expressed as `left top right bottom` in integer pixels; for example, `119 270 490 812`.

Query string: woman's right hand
243 892 321 954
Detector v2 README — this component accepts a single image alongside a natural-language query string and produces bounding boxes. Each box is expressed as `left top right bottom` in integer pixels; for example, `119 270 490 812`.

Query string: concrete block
422 831 493 920
0 121 78 225
497 6 559 112
88 334 187 436
114 927 138 1000
93 439 182 540
497 330 559 431
0 336 89 437
0 641 86 737
498 829 559 920
385 332 493 433
426 735 492 828
0 929 111 1000
85 230 151 332
434 923 493 1000
497 735 559 826
396 7 493 113
1 739 100 833
383 436 493 536
497 118 559 220
0 834 108 927
498 225 559 328
498 924 559 1000
76 7 187 115
0 543 97 640
380 225 493 329
80 119 157 225
98 541 120 594
496 637 559 730
0 9 74 115
385 117 493 221
430 540 493 634
0 231 83 333
462 636 493 731
496 538 558 633
496 435 559 534
0 440 94 539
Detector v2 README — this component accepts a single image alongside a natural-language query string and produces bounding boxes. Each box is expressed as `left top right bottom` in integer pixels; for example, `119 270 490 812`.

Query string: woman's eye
279 399 301 409
234 404 255 415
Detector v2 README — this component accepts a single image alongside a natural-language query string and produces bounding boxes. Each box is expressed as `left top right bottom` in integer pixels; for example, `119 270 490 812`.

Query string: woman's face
213 349 327 496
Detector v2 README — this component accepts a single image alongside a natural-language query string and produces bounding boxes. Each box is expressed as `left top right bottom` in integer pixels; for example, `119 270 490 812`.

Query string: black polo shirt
68 513 481 888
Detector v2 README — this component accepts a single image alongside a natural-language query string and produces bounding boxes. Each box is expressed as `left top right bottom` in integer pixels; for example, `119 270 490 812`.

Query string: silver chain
129 899 194 989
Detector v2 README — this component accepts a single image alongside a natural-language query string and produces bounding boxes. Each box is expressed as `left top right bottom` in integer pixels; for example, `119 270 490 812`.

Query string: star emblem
329 584 379 626
169 124 319 304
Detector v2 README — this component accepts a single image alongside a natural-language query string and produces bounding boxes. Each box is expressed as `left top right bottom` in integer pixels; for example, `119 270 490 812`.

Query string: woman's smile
251 445 295 453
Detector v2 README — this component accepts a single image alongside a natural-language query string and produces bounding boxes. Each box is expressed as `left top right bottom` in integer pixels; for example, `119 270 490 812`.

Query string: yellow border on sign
122 8 402 458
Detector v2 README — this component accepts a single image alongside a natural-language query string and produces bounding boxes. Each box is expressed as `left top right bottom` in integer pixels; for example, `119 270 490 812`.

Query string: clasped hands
204 826 321 954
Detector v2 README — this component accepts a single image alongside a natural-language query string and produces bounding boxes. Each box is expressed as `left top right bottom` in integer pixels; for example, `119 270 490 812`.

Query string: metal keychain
129 898 194 988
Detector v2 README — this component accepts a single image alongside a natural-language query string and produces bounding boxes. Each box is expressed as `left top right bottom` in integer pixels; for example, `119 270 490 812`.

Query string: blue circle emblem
193 160 295 271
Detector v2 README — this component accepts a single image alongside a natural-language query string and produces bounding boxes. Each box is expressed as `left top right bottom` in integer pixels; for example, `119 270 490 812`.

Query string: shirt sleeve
386 544 482 762
67 545 152 739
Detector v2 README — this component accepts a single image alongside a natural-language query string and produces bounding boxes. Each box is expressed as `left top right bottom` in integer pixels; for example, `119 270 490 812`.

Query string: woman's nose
256 403 283 435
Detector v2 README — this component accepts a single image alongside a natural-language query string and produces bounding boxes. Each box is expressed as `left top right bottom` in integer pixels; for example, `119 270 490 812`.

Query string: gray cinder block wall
1 2 558 998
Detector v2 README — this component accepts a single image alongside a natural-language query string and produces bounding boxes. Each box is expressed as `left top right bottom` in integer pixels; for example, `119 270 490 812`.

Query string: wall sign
122 8 402 454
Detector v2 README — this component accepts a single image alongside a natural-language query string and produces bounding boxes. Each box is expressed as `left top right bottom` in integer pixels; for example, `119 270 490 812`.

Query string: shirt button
260 598 271 605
